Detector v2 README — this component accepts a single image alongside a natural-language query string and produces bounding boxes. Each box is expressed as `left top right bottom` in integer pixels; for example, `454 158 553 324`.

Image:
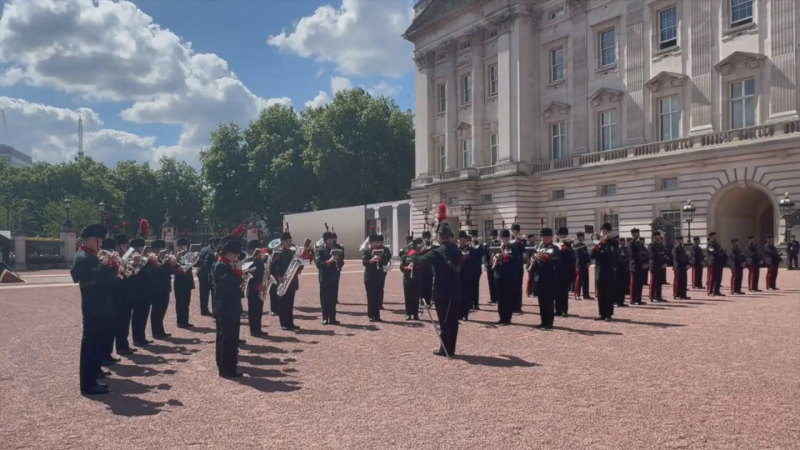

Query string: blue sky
0 0 415 166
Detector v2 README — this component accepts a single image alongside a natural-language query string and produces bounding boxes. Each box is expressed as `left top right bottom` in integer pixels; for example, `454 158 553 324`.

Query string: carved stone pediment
455 121 472 138
543 101 571 119
715 51 766 75
589 87 624 107
646 71 688 93
482 121 498 132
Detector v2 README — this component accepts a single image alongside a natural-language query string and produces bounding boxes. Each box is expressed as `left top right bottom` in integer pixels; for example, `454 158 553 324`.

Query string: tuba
276 246 301 297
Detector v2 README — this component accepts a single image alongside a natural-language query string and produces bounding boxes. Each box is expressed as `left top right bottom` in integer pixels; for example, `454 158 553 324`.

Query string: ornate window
437 83 446 113
438 145 446 173
551 47 564 82
460 73 472 105
599 29 616 67
461 139 472 168
489 134 498 165
730 0 753 28
730 79 755 129
659 96 681 140
551 121 566 159
658 7 678 49
488 64 498 97
599 109 618 150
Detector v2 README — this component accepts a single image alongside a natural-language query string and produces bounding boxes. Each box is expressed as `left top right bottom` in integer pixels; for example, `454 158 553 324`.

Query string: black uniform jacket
315 245 344 282
71 248 117 319
270 249 301 292
672 244 690 269
531 243 560 287
211 259 243 319
591 238 618 282
416 242 463 296
362 247 392 282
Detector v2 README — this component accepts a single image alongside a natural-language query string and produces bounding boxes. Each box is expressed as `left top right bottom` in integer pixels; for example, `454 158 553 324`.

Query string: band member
591 223 618 321
671 236 690 300
271 231 303 330
691 236 705 289
510 223 525 314
486 229 499 304
788 235 800 270
212 236 244 378
130 236 153 346
315 231 344 325
196 237 220 316
99 238 122 366
524 234 538 298
745 235 762 292
492 229 521 325
174 238 195 328
458 230 482 321
531 228 560 328
574 231 593 300
628 228 648 305
763 235 782 290
72 224 116 395
648 231 668 302
469 230 485 310
113 234 136 355
268 244 282 315
414 223 463 357
706 232 727 297
362 233 391 322
616 238 631 306
728 238 746 295
149 239 174 339
418 230 434 307
555 228 575 317
245 240 266 334
399 237 422 321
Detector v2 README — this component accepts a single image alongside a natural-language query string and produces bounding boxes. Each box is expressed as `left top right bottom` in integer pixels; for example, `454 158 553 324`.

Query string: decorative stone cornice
414 50 435 70
715 51 767 75
543 101 571 119
646 71 689 93
589 87 624 107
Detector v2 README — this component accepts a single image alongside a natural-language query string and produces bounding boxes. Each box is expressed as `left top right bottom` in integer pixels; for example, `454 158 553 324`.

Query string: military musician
628 228 648 305
591 223 618 321
671 236 690 300
706 232 726 297
173 238 195 328
745 235 761 292
574 231 593 300
129 235 153 347
149 239 174 339
271 231 303 330
615 237 631 307
399 236 422 321
362 232 391 322
245 240 267 335
648 231 667 303
555 227 575 318
196 237 219 317
113 234 136 355
492 229 520 325
727 238 746 295
315 230 344 325
763 235 781 290
458 230 482 321
486 229 499 305
531 227 560 328
212 236 244 378
691 236 705 289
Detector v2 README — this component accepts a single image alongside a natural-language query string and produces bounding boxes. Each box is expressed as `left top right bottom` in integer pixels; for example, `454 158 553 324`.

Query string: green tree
155 156 203 233
200 123 254 229
112 160 159 235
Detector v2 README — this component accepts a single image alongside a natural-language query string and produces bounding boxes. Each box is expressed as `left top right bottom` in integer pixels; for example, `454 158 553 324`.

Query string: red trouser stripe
574 269 581 296
673 269 680 298
707 266 715 295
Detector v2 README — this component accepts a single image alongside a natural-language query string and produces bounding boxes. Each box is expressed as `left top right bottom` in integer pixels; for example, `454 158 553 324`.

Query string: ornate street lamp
462 203 473 228
778 192 796 244
98 201 105 226
63 198 72 230
681 199 696 240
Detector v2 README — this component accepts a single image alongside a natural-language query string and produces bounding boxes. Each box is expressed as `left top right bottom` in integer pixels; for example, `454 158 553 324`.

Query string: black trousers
596 279 615 318
486 268 497 302
150 290 170 337
711 264 724 294
247 288 263 333
470 273 482 309
554 280 570 315
512 270 523 312
434 292 459 355
790 254 799 270
649 269 664 300
277 289 296 328
131 296 151 343
419 271 433 304
319 277 339 322
114 292 133 352
459 277 472 319
269 285 279 314
537 285 556 327
615 268 629 304
577 265 591 298
215 316 240 376
403 277 420 317
175 287 192 326
198 272 212 314
80 317 113 392
365 277 385 320
692 264 704 288
495 278 514 323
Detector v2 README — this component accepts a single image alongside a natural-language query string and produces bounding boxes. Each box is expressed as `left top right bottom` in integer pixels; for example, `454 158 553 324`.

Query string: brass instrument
177 250 200 272
489 244 509 270
276 239 311 297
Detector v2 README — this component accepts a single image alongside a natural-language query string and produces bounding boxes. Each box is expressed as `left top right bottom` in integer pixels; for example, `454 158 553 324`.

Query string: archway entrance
714 184 774 244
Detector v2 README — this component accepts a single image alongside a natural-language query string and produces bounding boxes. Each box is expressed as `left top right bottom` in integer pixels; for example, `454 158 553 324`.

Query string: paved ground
1 265 799 449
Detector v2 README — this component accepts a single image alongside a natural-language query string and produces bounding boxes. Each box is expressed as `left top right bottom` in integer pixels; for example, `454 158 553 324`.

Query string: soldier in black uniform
469 230 485 310
399 237 422 320
648 231 668 302
72 224 116 395
149 240 174 339
271 232 303 330
212 236 244 378
510 223 525 314
763 235 781 290
492 229 521 325
99 238 122 366
530 228 560 328
458 230 482 321
486 229 499 305
196 237 219 316
628 228 648 305
671 235 690 300
130 237 154 346
362 233 391 322
555 228 575 317
418 231 434 307
415 223 463 357
173 238 195 328
113 234 136 355
245 240 267 334
591 223 618 320
745 235 762 292
315 231 344 325
706 232 727 297
728 238 746 295
788 235 800 270
573 232 592 300
524 234 538 298
691 236 705 289
615 238 631 306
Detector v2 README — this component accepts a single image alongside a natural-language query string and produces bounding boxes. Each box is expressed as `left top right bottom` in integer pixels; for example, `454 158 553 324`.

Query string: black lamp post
63 198 72 230
98 201 105 226
463 203 473 228
681 199 696 240
778 192 795 245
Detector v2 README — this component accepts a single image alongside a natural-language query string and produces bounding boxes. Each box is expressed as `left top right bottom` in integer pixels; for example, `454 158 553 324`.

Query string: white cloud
0 0 291 163
304 91 331 109
330 76 353 94
268 0 414 77
366 80 400 98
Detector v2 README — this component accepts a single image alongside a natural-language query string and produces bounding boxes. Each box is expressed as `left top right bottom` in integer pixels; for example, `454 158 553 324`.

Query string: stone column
60 229 77 265
414 51 433 176
392 204 400 258
13 234 26 271
470 27 486 166
496 19 513 163
444 40 458 170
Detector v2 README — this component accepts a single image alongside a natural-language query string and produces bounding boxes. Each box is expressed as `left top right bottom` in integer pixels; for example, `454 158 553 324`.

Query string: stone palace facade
404 0 800 246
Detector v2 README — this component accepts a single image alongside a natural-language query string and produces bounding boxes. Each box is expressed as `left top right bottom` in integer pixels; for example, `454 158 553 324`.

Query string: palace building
404 0 800 246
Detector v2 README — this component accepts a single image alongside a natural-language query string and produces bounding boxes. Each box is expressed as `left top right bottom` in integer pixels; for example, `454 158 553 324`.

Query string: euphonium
276 245 302 297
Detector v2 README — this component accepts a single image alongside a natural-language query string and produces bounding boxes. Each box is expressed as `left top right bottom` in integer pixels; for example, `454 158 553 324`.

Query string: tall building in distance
0 144 32 168
404 0 800 246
